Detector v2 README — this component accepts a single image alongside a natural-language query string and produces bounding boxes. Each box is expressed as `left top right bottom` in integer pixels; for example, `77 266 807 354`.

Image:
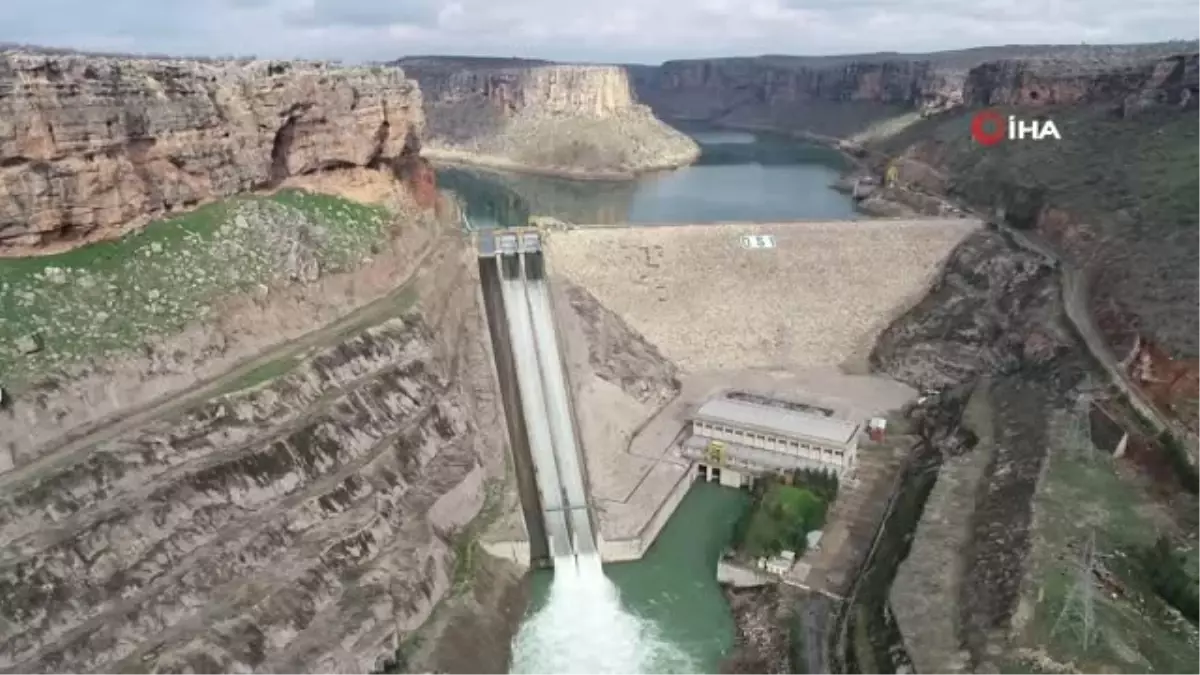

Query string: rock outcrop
0 51 424 252
871 229 1065 394
394 57 699 178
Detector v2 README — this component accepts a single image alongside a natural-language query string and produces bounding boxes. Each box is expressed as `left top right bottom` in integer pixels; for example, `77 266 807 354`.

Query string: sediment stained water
510 482 751 674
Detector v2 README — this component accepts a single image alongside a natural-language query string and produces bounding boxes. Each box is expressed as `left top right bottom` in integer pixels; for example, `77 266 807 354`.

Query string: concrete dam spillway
487 229 596 562
480 230 690 673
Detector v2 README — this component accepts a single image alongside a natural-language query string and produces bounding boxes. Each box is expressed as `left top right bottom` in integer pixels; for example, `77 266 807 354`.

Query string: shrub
1136 536 1199 622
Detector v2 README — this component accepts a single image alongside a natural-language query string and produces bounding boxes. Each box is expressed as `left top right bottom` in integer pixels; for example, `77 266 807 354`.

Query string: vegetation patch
735 471 837 559
0 190 391 387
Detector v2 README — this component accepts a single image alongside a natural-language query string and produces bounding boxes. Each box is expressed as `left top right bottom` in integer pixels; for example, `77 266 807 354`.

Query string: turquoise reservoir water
439 127 859 227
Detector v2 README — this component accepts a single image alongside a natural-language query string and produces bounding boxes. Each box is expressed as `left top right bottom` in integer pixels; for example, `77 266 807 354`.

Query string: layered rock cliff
629 42 1197 137
394 57 699 178
0 198 515 672
0 51 424 252
0 49 515 674
0 312 508 673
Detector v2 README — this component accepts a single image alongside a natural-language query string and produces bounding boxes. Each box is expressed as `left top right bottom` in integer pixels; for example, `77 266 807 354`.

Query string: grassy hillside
0 190 391 387
874 105 1199 358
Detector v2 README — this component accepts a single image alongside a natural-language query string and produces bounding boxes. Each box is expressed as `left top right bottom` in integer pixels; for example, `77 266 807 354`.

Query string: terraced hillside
0 315 513 673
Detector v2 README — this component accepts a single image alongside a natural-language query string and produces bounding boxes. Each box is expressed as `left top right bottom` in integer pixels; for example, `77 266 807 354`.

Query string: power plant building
682 396 861 488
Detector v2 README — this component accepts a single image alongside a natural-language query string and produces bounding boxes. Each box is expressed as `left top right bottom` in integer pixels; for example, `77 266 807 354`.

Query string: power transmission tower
1051 530 1098 651
1065 390 1096 462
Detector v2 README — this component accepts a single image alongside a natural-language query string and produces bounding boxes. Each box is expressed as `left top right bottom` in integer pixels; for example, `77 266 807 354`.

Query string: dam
479 217 981 568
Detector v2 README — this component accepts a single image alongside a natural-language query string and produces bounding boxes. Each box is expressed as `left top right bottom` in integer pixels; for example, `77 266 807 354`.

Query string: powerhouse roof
693 398 860 445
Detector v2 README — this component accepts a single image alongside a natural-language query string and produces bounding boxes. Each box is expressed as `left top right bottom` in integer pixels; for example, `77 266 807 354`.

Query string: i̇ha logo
970 109 1062 146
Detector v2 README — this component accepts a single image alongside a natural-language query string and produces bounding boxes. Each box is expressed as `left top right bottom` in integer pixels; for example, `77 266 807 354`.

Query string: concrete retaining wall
598 469 697 562
717 560 773 588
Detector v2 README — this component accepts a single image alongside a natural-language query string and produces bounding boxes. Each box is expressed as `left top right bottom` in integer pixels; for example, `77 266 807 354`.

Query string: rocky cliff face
631 58 952 136
0 271 508 673
394 57 698 178
962 51 1198 110
630 43 1197 137
0 51 424 252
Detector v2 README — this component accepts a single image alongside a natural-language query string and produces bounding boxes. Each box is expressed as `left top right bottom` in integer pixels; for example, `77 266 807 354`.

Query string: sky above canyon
2 0 1197 63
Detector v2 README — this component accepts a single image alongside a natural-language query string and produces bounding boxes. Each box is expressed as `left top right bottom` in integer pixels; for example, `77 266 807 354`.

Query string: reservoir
439 127 860 228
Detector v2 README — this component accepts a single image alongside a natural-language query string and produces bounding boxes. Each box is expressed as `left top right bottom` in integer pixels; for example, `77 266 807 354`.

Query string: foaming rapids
509 552 694 674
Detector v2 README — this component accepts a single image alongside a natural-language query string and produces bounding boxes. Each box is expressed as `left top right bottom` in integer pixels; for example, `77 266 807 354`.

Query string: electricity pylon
1065 390 1096 462
1051 530 1098 651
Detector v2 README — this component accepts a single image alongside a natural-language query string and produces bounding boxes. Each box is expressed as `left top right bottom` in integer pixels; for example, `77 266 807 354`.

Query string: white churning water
509 553 695 674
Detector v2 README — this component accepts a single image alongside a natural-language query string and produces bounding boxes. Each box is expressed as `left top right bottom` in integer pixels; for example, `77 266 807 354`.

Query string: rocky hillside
0 48 518 674
0 51 424 253
866 51 1198 431
0 310 508 673
0 160 514 673
394 57 699 178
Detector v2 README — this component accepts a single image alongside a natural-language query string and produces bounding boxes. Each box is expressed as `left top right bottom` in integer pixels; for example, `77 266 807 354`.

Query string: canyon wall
394 57 698 178
0 308 508 673
0 51 424 252
629 58 955 136
0 50 516 673
629 42 1197 137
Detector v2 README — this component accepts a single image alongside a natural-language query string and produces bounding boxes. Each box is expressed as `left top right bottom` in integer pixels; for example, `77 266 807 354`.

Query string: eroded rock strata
0 309 508 673
630 44 1197 135
0 51 423 252
395 57 699 178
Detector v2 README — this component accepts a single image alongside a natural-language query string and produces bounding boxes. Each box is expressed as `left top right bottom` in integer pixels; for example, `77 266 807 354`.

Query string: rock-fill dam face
0 51 424 252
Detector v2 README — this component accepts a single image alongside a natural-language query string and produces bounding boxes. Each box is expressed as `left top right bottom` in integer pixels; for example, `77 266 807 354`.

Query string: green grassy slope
0 190 390 387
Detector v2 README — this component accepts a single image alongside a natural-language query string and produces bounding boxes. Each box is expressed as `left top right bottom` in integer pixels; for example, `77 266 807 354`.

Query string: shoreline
421 147 701 182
